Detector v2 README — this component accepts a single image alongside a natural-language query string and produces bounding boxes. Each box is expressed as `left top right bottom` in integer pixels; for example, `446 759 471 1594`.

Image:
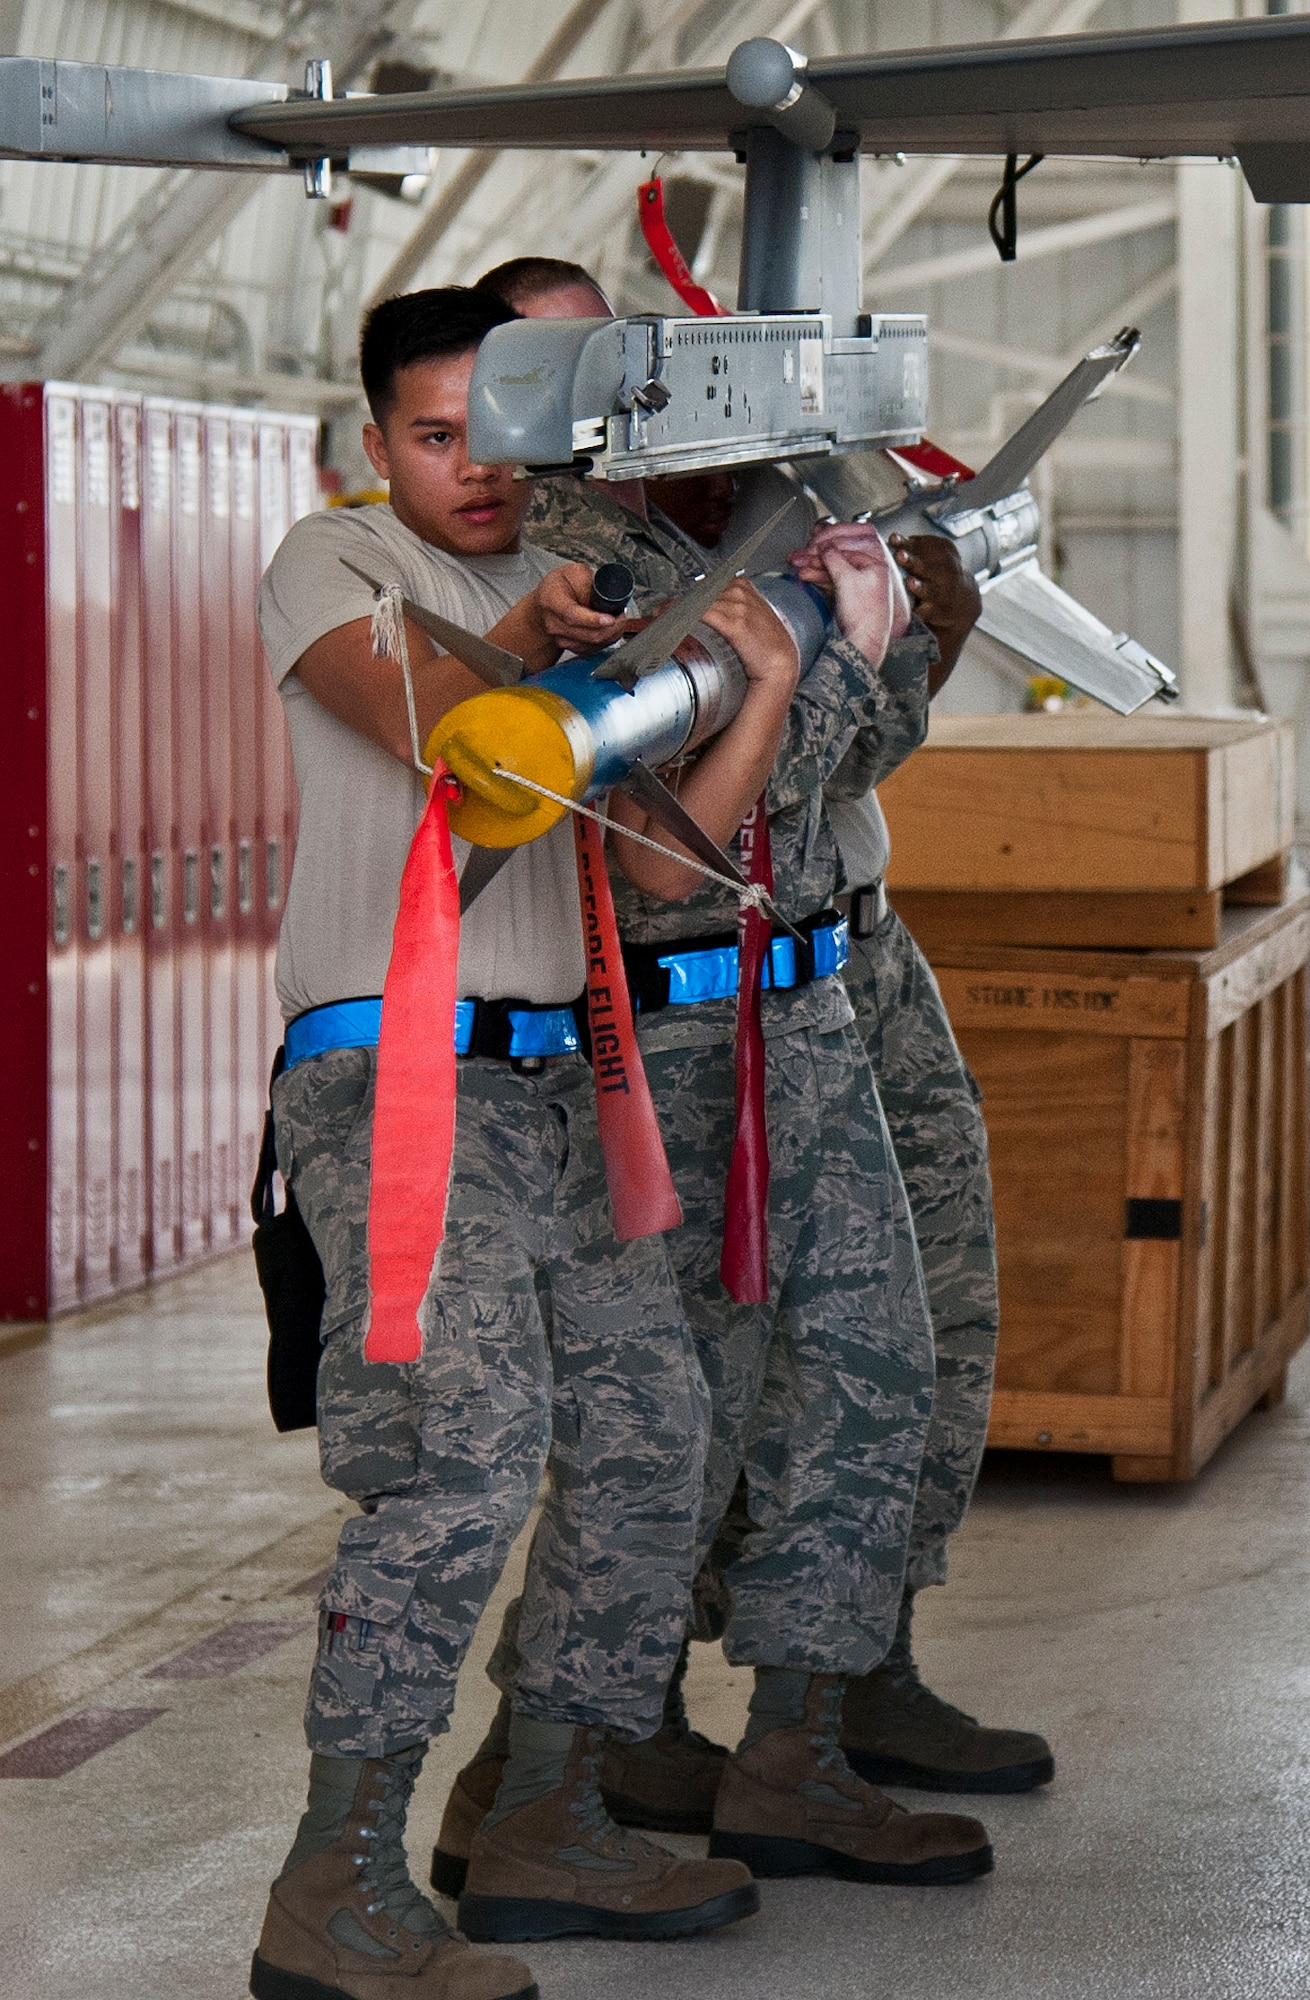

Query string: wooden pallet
918 895 1310 1481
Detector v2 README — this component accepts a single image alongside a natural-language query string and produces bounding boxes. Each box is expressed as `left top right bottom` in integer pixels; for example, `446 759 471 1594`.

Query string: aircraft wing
8 19 1310 194
976 560 1177 715
220 16 1310 196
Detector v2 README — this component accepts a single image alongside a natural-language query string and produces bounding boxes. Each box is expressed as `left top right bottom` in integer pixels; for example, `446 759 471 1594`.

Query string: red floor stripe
0 1707 166 1777
145 1620 307 1680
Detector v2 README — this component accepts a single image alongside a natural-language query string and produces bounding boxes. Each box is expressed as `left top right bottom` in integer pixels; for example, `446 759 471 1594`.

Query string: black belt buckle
849 885 881 940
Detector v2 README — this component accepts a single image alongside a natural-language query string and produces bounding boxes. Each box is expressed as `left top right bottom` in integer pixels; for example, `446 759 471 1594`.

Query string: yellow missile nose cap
426 685 594 848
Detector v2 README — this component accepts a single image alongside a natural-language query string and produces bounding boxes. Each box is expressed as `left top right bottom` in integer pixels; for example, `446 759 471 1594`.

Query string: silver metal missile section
547 569 830 799
466 311 928 479
875 487 1043 584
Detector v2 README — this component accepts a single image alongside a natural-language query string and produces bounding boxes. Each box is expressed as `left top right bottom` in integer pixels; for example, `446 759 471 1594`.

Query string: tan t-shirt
258 503 585 1019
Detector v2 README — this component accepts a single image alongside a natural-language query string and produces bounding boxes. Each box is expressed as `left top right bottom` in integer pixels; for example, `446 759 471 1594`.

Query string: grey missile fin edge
337 558 526 686
589 500 800 689
457 843 515 915
936 328 1141 516
618 759 806 944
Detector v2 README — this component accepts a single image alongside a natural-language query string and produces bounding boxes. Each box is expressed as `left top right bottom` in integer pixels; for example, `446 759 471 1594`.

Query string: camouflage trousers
690 907 999 1643
272 1046 708 1758
845 904 999 1591
638 988 936 1677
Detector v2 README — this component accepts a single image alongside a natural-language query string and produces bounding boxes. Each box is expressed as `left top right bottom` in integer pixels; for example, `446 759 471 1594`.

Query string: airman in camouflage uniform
435 462 995 1889
527 465 1052 1800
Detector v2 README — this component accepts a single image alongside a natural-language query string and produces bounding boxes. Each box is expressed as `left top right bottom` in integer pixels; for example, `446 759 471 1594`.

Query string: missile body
431 572 829 848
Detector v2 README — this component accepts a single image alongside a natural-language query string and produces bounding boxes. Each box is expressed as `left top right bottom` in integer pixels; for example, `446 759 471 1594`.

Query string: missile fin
936 328 1141 516
338 559 526 685
976 558 1177 714
457 843 515 914
590 500 798 689
618 760 806 944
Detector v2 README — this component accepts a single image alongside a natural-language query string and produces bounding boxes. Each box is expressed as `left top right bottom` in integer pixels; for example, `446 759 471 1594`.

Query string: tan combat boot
709 1675 994 1885
842 1596 1054 1794
431 1755 505 1900
599 1721 727 1834
251 1755 536 2000
458 1727 759 1942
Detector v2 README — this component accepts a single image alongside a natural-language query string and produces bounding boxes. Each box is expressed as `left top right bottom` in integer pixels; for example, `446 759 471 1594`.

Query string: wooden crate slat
987 1389 1173 1455
978 1031 1126 1397
935 967 1191 1040
1118 1040 1186 1403
1202 909 1310 1036
890 888 1223 953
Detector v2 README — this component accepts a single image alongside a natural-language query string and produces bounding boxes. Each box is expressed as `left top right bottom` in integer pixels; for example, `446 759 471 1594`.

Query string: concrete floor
3 1259 1310 2000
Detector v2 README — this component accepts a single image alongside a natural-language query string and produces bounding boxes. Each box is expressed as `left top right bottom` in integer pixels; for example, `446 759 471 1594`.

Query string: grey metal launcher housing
466 310 928 479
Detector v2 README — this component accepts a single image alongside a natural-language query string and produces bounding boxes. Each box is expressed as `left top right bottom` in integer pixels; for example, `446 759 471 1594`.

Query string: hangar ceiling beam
419 0 827 301
368 0 617 304
927 328 1174 405
871 196 1177 296
27 0 418 384
862 0 1107 277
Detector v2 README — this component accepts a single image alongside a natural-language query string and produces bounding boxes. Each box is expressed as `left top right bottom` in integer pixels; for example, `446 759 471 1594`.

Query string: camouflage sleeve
766 621 935 815
524 475 695 610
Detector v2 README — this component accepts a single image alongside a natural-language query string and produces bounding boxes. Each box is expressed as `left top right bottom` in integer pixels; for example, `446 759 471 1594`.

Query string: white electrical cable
491 765 772 915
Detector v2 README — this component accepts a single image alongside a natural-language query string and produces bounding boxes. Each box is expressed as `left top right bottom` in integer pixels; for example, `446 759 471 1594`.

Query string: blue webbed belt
621 910 848 1014
283 994 581 1069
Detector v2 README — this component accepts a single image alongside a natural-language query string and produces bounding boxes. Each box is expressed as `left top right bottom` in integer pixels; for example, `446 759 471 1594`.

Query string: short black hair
476 257 609 312
359 286 520 422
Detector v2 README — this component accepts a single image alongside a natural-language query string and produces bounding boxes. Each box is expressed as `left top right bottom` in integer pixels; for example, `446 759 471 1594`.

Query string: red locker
45 390 82 1313
0 385 318 1321
202 412 237 1249
229 414 267 1200
0 386 49 1322
142 399 180 1276
113 398 148 1289
258 423 292 1047
172 406 208 1261
77 394 116 1302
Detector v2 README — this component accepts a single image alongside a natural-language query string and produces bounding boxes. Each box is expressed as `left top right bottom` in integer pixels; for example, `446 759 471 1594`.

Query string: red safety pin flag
638 175 730 320
574 811 682 1240
720 795 773 1304
365 765 462 1362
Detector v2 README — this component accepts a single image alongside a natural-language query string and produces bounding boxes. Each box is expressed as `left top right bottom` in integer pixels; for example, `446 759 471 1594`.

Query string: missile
342 500 830 917
793 328 1179 716
429 566 828 851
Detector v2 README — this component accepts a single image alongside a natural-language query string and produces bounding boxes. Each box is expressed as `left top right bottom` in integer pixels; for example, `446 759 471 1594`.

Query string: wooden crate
881 714 1295 948
916 895 1310 1481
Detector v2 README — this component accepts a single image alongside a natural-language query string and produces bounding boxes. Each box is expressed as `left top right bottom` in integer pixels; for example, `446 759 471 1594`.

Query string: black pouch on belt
251 1048 326 1433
